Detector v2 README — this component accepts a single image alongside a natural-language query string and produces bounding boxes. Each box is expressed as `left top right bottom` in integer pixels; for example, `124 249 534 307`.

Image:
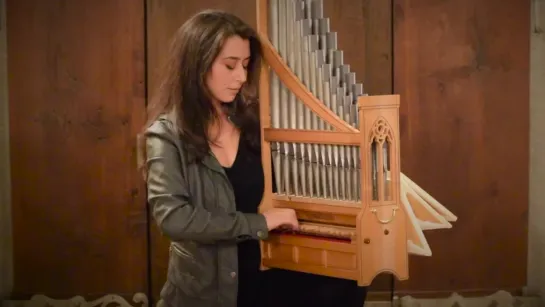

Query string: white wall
528 0 545 301
0 0 12 301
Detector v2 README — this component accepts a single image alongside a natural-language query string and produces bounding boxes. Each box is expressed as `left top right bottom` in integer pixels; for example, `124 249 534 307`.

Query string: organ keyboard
255 0 458 286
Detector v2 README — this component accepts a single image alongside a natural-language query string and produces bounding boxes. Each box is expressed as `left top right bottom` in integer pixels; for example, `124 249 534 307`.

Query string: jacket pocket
167 243 216 299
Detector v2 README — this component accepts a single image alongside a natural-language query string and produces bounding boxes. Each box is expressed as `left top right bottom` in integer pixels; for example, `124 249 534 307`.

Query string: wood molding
4 293 148 307
0 0 12 300
366 288 524 301
397 290 542 307
4 291 542 307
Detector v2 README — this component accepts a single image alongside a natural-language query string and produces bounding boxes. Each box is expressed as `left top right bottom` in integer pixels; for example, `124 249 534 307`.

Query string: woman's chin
219 96 237 103
215 92 238 104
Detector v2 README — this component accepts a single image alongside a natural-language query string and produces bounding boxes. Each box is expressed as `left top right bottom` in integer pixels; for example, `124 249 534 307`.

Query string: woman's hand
262 208 299 231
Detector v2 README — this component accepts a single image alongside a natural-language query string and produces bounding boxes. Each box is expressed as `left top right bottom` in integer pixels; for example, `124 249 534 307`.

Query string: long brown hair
139 9 262 169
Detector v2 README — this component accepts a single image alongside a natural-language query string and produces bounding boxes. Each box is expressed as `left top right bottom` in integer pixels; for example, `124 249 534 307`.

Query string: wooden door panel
393 0 530 294
7 0 148 298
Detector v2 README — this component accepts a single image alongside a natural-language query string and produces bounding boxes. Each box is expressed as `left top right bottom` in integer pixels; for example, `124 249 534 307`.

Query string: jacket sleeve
145 120 269 243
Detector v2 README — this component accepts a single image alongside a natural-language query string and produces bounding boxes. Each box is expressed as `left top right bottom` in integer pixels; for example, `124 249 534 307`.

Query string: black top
222 139 264 307
223 138 368 307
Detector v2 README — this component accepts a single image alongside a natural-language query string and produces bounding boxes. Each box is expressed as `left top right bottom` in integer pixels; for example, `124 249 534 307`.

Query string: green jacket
144 115 270 307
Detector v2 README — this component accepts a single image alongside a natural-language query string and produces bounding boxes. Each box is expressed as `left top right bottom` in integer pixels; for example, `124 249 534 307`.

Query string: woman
140 9 367 307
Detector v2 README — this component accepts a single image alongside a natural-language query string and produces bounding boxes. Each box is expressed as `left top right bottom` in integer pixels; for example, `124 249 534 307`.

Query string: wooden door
393 0 530 295
7 0 149 299
146 0 393 301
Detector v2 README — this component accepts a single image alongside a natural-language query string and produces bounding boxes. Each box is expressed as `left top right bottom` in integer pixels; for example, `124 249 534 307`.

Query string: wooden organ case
255 0 458 286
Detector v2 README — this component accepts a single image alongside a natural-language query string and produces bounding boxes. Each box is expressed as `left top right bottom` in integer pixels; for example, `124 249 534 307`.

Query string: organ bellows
255 0 458 286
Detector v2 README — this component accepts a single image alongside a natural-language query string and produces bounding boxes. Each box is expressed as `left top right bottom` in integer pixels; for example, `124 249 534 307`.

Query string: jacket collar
160 110 230 176
201 153 225 174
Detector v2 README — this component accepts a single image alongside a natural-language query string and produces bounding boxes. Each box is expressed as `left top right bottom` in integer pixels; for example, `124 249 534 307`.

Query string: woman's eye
226 65 234 70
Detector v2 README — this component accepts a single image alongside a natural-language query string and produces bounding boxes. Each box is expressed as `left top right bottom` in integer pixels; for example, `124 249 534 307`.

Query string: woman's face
206 35 250 105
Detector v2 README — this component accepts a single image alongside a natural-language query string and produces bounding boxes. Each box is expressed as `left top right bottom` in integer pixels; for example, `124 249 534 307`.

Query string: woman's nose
234 66 247 83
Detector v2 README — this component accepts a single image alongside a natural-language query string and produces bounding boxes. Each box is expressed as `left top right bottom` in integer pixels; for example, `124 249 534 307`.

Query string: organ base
262 232 360 281
260 195 410 286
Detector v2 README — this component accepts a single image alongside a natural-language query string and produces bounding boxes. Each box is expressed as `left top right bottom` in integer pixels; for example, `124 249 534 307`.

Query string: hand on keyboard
262 208 300 231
